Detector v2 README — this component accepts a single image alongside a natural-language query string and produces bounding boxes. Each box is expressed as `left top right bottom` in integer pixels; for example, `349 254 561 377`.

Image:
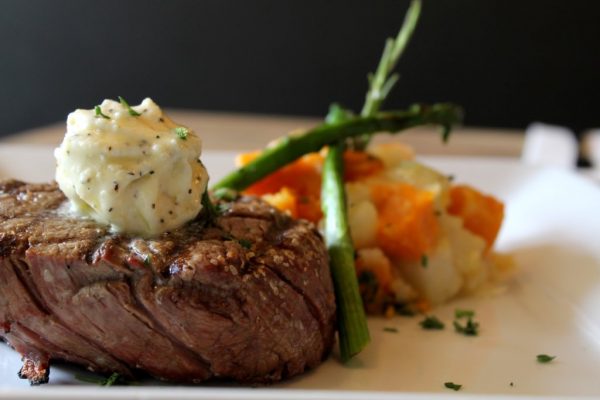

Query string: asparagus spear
361 0 421 117
354 0 422 150
321 105 370 361
319 0 423 360
322 143 370 362
213 103 461 191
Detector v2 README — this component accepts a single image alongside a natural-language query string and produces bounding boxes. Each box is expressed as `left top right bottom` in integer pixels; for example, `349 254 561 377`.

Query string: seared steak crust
0 180 335 384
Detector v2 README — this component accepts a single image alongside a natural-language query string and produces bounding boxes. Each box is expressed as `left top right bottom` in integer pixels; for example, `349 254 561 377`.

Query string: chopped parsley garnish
94 105 110 119
419 315 444 330
118 96 141 116
75 372 123 386
103 372 121 386
383 327 398 333
420 254 428 268
238 238 252 249
455 308 475 319
444 382 462 391
536 354 556 363
143 255 152 267
453 317 479 336
394 303 416 317
213 187 238 201
174 126 189 140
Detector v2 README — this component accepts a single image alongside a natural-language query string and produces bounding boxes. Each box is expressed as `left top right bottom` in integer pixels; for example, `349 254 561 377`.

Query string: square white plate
1 144 600 400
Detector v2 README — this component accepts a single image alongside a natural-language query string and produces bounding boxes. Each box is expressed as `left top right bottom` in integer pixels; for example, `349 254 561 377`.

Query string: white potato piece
345 182 377 249
377 160 451 212
396 237 463 305
348 200 378 249
356 248 418 303
368 142 415 168
345 182 372 205
390 272 419 303
441 214 490 294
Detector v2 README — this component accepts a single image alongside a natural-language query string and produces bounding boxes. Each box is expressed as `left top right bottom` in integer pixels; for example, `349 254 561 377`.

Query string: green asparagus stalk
322 143 370 361
318 0 422 360
213 103 461 191
354 0 422 150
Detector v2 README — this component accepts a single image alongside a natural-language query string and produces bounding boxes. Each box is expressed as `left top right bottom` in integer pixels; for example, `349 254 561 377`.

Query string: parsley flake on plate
444 382 462 391
455 308 475 319
419 315 444 330
453 317 479 336
537 354 556 363
75 372 123 386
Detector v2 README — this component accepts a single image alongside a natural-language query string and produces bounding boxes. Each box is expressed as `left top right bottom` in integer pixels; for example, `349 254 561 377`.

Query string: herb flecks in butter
174 127 189 140
118 96 142 116
94 105 110 119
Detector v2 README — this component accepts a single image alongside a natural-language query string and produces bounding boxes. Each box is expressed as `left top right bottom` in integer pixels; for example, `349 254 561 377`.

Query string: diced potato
355 248 418 313
347 199 378 249
396 237 463 305
384 159 448 190
243 152 323 197
371 182 439 262
379 160 451 213
441 214 487 276
238 151 324 222
447 184 504 248
368 142 415 168
262 187 298 218
355 248 394 291
389 273 418 303
235 145 508 312
346 182 372 205
343 150 385 182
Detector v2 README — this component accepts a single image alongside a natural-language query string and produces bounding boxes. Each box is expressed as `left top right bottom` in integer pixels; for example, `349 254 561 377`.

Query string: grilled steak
0 180 336 385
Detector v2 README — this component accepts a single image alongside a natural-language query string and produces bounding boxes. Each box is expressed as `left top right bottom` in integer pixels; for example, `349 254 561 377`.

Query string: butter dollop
54 98 209 236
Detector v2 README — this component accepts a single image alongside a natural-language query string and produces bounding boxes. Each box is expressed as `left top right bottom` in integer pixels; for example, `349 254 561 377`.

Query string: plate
1 144 600 400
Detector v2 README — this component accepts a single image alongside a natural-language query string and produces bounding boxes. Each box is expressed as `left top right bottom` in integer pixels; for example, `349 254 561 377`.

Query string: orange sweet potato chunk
447 184 504 248
237 149 388 223
262 187 298 218
343 150 385 182
238 151 324 222
371 183 439 262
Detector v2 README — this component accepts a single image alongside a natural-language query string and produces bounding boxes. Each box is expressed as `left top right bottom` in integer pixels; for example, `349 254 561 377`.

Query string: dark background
1 0 599 137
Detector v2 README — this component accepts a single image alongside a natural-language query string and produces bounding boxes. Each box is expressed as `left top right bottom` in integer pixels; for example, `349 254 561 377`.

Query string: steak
0 180 336 385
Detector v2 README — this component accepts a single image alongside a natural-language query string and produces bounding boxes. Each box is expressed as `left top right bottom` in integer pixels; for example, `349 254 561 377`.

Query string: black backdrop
1 0 599 137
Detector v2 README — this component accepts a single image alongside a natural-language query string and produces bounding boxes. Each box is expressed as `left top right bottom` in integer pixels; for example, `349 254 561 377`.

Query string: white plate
1 144 600 400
